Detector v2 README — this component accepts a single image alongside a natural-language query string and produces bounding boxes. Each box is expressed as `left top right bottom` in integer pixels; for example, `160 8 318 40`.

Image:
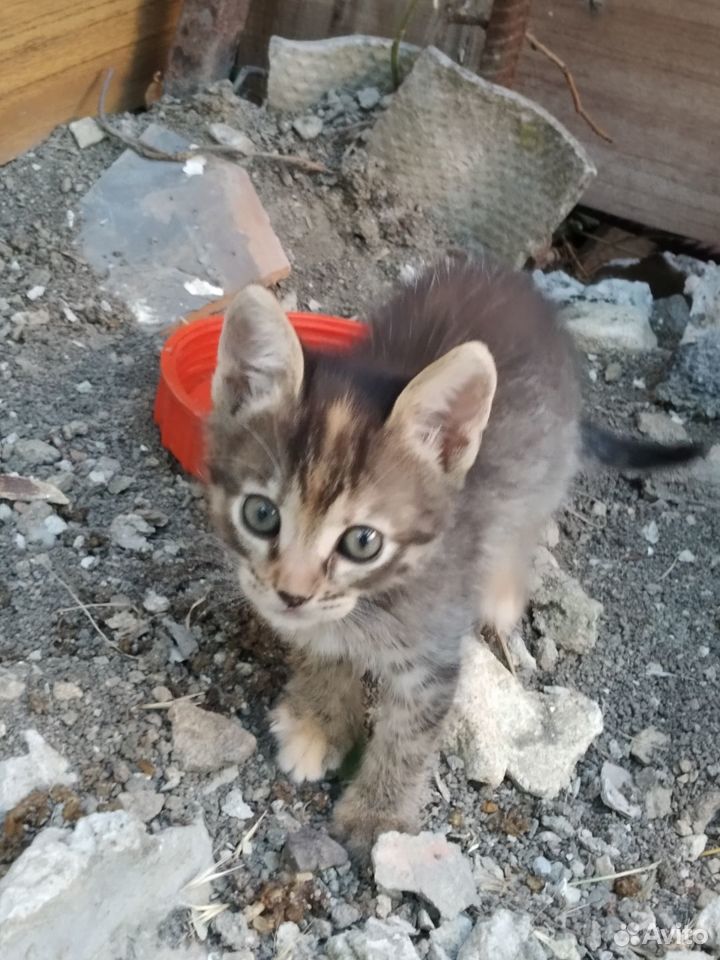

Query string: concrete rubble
530 547 603 655
267 35 419 112
0 729 76 814
533 270 658 351
372 831 477 920
0 811 213 960
366 48 594 267
168 700 257 773
79 124 289 327
457 908 547 960
444 640 603 797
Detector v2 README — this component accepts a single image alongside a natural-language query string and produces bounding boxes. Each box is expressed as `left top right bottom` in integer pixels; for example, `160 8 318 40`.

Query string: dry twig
571 860 661 886
96 69 328 174
43 560 131 657
525 31 613 142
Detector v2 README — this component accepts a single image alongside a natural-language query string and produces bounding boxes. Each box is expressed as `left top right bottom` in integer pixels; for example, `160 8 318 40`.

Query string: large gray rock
0 730 77 814
267 35 419 112
366 47 594 267
169 700 256 773
534 270 657 352
327 917 421 960
656 328 720 418
531 547 603 655
444 640 602 797
372 831 477 920
0 812 213 960
458 909 547 960
283 826 349 872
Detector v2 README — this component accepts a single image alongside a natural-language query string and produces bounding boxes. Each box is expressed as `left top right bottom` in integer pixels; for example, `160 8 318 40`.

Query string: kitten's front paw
331 790 413 860
270 702 342 783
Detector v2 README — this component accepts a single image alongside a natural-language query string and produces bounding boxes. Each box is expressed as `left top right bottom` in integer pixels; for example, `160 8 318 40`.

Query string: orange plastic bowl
154 311 368 478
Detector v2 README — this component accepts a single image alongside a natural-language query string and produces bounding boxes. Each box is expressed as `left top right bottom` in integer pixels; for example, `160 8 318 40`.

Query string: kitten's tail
581 420 706 471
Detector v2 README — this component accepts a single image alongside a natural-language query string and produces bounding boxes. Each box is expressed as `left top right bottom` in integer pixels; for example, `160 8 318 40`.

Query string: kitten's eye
337 526 383 562
241 495 280 538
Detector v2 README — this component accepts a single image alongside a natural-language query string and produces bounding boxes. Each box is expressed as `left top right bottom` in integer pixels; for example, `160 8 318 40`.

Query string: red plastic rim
154 311 368 479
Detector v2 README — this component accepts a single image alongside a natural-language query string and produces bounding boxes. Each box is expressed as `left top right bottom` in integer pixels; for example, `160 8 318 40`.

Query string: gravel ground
0 84 718 959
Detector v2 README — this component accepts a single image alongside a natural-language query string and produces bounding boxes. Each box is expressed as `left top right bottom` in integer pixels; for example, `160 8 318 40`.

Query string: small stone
600 762 641 819
169 701 256 773
327 918 420 960
531 548 602 654
604 362 622 383
283 826 349 872
357 86 381 110
445 639 602 797
372 831 477 920
645 785 673 820
457 909 546 960
142 589 170 614
208 122 256 155
293 115 324 140
681 833 707 861
641 519 659 544
532 856 553 877
214 909 258 951
678 549 696 563
331 903 361 929
636 411 689 444
0 671 26 702
110 513 154 552
119 789 165 823
75 380 93 394
650 294 690 346
221 789 253 821
0 730 76 814
429 915 473 960
630 726 669 765
375 894 393 919
534 634 558 672
692 790 720 834
69 117 106 149
53 681 82 702
13 439 61 467
26 286 46 302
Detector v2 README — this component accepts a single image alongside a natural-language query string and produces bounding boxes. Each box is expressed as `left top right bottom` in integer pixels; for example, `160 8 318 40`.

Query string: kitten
206 256 702 855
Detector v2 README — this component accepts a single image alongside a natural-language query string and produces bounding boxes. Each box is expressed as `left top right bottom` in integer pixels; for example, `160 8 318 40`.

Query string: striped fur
206 256 583 855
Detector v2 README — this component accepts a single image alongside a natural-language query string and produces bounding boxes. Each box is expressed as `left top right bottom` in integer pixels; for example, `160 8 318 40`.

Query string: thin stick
701 846 720 858
185 594 208 630
571 860 661 887
525 31 613 143
391 0 423 89
97 69 329 174
44 562 131 657
658 555 679 582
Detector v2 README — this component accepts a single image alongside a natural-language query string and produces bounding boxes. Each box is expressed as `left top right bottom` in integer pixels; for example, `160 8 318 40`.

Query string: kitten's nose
277 590 308 609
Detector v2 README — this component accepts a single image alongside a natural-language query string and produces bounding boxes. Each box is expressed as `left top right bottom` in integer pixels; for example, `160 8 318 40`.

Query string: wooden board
0 0 180 164
515 0 720 244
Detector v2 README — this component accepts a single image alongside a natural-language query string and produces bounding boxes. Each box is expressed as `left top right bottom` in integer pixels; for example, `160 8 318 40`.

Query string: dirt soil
0 83 718 958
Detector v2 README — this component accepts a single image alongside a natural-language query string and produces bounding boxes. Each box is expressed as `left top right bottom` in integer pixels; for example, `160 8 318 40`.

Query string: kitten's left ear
211 285 304 416
387 341 497 483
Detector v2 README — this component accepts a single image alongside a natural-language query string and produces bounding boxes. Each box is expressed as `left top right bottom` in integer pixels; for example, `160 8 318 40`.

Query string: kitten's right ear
211 286 304 416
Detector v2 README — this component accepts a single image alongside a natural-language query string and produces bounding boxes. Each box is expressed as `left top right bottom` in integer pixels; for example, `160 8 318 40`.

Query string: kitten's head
206 286 496 634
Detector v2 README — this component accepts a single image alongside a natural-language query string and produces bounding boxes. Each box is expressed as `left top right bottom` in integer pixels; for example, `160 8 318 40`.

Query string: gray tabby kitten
206 257 701 855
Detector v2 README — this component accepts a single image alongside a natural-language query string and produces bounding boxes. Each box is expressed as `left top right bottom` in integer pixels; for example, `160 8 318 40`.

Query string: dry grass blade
571 860 661 886
140 692 204 710
42 559 132 658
